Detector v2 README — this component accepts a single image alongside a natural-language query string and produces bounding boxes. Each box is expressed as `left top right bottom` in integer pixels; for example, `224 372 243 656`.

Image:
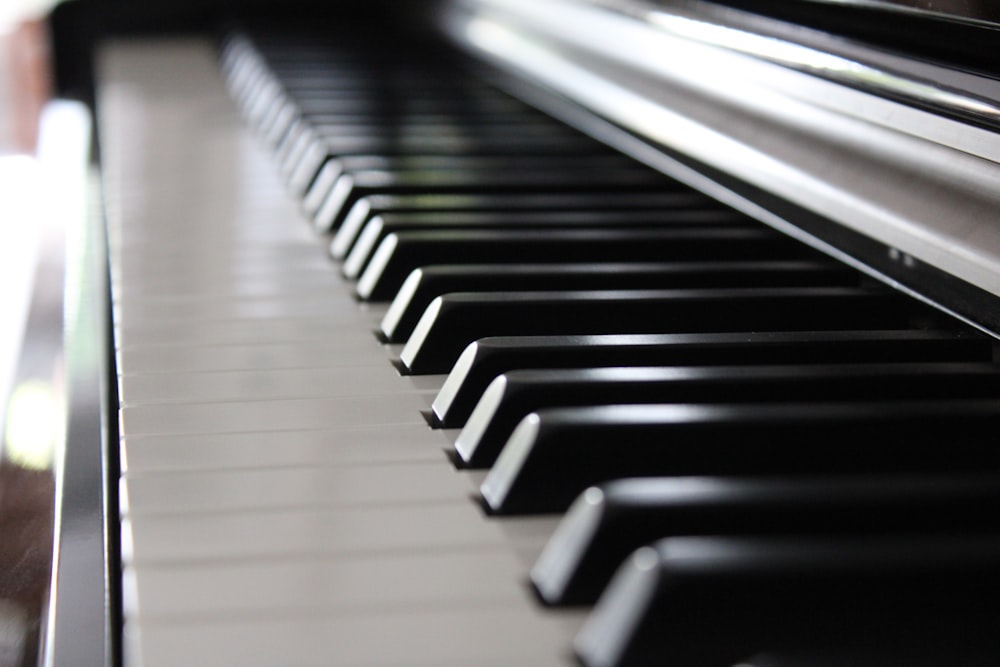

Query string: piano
34 0 1000 665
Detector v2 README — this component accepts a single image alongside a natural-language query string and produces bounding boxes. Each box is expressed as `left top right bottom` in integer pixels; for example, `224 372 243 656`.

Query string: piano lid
442 0 1000 336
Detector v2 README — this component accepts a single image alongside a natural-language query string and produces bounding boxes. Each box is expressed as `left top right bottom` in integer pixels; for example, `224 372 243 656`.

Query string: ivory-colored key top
121 422 452 474
120 462 472 515
120 393 430 437
123 502 511 565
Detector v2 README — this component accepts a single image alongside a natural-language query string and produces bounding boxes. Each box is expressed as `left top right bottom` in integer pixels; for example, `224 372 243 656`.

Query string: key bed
102 15 1000 667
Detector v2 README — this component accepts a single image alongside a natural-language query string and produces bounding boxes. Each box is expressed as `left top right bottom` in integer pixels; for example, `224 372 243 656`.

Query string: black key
378 261 853 343
481 399 1000 513
399 287 913 375
256 65 499 86
356 227 810 301
286 114 560 170
283 107 601 171
315 167 671 232
331 191 713 260
279 103 556 142
267 101 552 146
268 101 516 133
291 111 548 128
533 473 1000 605
279 93 536 119
341 208 747 273
431 330 991 427
284 110 552 138
575 535 1000 667
306 154 641 220
302 119 579 140
293 123 586 172
300 136 617 203
276 80 526 103
455 362 1000 467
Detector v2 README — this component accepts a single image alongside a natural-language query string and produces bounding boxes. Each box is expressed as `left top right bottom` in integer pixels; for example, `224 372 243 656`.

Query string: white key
120 462 473 515
121 422 453 473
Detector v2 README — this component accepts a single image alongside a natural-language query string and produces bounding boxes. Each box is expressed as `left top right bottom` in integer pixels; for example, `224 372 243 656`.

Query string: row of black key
222 27 1000 667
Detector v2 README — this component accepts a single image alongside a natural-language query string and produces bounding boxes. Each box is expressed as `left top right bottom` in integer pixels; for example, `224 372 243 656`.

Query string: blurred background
0 3 79 665
0 1 58 417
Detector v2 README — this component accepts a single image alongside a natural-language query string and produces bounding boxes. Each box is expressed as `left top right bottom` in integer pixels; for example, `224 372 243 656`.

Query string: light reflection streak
646 9 1000 120
0 156 42 443
4 380 60 471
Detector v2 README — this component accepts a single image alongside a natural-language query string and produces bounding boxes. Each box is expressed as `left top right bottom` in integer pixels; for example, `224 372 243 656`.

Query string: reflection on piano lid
42 0 1000 666
442 0 1000 334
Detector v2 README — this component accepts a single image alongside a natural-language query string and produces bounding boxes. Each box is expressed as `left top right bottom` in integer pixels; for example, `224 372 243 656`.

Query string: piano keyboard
104 16 1000 667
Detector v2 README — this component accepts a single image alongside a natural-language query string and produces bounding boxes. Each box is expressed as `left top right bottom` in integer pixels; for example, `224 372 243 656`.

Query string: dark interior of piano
2 0 1000 665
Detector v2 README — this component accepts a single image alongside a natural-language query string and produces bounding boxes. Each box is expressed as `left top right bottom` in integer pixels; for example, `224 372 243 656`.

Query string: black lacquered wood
455 362 1000 467
355 227 812 300
400 287 914 374
534 473 1000 605
378 261 854 343
431 330 991 427
481 399 1000 513
575 535 1000 667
